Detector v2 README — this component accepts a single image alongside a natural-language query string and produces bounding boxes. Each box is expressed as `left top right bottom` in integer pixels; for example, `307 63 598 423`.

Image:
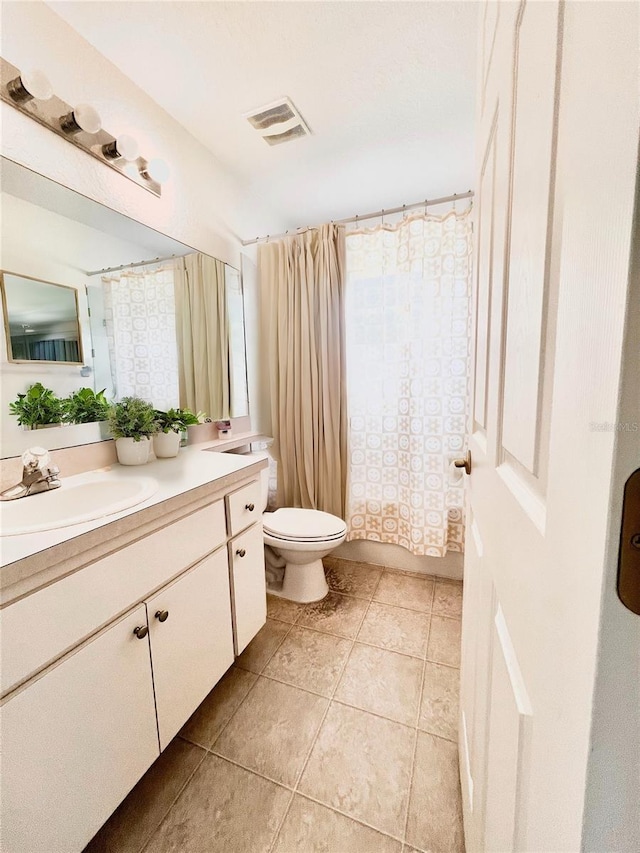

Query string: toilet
251 452 347 602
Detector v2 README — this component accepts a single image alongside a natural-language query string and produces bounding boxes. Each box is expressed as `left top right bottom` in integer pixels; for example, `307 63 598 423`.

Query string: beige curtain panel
174 253 230 419
259 224 348 518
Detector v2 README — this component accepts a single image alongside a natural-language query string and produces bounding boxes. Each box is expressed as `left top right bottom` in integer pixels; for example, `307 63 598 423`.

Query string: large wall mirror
0 157 250 458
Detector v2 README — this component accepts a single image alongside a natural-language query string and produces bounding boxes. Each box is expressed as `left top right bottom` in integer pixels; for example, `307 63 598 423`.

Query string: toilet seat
263 508 347 543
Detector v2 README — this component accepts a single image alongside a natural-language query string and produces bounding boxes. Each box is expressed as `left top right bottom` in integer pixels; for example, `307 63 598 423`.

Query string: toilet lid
263 508 347 542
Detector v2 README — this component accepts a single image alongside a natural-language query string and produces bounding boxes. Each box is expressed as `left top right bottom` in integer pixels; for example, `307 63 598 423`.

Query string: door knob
155 609 169 622
133 625 148 639
245 503 255 512
454 450 472 476
618 468 640 615
236 548 246 558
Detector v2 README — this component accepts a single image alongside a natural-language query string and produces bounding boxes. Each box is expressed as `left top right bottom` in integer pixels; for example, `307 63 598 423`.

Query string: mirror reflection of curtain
174 254 230 420
345 210 473 557
101 265 179 410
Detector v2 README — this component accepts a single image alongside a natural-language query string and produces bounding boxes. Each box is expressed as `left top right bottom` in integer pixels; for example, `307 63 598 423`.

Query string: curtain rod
86 252 191 277
241 189 474 247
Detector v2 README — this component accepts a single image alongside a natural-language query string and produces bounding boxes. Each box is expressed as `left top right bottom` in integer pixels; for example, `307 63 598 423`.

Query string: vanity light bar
0 57 167 198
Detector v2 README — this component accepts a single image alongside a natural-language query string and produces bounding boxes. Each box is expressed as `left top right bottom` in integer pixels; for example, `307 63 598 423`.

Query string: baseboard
333 540 464 580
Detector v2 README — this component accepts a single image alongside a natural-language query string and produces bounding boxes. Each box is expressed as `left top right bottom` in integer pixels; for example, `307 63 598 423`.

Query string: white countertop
0 445 263 569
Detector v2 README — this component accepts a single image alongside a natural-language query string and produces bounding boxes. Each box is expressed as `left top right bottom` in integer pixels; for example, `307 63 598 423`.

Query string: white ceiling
46 1 477 237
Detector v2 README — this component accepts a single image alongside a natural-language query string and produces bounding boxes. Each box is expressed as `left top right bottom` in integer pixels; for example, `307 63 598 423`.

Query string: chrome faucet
0 447 61 501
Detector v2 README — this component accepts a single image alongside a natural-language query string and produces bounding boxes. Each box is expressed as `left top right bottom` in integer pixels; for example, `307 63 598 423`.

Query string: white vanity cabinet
226 480 267 653
0 471 266 853
230 523 268 654
147 548 234 750
0 605 160 853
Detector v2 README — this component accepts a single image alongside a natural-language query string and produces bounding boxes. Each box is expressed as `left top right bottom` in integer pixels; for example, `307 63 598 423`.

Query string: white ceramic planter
153 431 181 459
115 436 151 466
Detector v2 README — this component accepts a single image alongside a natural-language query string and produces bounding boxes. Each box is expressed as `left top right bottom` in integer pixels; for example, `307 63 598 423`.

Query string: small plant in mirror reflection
64 387 110 424
9 382 65 428
108 397 157 441
154 407 201 434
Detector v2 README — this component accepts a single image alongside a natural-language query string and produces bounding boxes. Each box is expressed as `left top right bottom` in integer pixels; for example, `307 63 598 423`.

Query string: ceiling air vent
243 97 311 146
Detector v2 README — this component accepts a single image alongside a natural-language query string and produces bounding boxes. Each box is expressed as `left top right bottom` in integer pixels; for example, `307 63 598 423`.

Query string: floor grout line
135 745 209 853
205 749 297 792
291 789 411 846
401 574 438 848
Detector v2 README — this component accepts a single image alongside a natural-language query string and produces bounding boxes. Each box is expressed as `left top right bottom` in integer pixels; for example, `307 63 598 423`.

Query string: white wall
0 0 285 269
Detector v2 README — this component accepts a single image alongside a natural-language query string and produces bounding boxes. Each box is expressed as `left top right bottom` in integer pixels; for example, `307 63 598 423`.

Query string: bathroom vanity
0 448 267 853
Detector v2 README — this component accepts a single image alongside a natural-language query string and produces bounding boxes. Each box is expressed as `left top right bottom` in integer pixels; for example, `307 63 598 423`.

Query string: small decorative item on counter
63 387 110 424
215 419 232 439
9 382 65 429
153 408 200 458
108 396 157 466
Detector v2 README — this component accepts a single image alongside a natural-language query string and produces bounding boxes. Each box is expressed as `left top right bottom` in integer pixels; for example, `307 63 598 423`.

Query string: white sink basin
0 474 159 536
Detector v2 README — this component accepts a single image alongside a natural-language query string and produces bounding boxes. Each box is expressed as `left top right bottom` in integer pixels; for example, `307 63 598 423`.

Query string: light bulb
142 158 170 184
102 134 139 162
60 103 102 135
7 69 53 103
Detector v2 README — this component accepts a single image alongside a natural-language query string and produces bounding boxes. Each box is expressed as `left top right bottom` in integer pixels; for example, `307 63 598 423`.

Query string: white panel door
0 605 159 853
147 548 234 750
229 522 267 654
460 1 638 851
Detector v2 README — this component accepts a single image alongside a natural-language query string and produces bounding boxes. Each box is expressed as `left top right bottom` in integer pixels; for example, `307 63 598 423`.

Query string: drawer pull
155 610 169 623
133 625 148 639
245 503 255 512
236 548 247 558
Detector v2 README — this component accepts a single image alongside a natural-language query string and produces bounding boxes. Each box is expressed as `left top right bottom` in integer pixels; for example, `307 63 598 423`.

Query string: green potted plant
63 387 110 424
9 382 65 429
153 407 200 458
107 396 157 465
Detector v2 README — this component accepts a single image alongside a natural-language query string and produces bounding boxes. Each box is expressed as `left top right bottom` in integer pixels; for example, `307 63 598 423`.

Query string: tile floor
85 559 464 853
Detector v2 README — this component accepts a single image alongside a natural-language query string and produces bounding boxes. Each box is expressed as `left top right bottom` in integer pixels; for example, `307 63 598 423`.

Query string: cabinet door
229 522 267 655
0 606 159 853
147 548 234 750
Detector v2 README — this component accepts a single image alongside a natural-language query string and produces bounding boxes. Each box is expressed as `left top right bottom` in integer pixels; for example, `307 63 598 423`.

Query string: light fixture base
0 57 162 197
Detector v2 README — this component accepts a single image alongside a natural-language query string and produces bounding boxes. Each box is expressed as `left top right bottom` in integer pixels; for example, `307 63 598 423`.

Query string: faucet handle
22 446 50 471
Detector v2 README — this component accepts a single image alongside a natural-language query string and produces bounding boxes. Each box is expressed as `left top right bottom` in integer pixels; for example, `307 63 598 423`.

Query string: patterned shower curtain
102 265 180 411
344 209 473 557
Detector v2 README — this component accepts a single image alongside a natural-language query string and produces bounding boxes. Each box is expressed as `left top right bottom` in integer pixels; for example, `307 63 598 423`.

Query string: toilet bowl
264 507 347 602
246 451 347 603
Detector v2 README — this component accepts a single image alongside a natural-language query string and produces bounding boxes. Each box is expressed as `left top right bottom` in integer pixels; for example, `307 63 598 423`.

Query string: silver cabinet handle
133 625 148 639
155 610 169 623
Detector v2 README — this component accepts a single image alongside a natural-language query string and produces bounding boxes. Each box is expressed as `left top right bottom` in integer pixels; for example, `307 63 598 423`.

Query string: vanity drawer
0 500 226 697
226 479 262 536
